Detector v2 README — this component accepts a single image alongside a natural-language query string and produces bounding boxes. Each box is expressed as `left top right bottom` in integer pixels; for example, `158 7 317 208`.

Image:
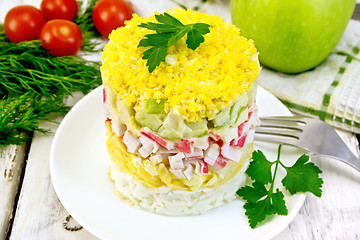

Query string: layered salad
101 8 260 215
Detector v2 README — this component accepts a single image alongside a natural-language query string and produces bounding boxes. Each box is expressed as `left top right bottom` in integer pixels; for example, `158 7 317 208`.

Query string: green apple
230 0 356 73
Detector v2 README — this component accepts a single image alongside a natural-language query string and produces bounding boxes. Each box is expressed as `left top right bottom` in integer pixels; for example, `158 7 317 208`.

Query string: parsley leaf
237 145 323 229
155 12 183 28
141 46 168 73
138 33 174 47
237 181 268 203
240 187 288 228
282 154 323 197
138 13 211 73
246 150 274 184
271 189 288 215
185 23 210 50
243 196 273 229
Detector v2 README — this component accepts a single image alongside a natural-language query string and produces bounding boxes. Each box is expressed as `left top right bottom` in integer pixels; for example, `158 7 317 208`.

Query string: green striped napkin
258 20 360 134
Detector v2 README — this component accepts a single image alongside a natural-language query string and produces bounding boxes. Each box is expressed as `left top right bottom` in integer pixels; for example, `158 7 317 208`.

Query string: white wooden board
0 144 26 239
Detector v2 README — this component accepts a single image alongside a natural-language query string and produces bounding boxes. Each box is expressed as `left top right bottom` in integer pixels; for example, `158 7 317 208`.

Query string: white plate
50 86 306 240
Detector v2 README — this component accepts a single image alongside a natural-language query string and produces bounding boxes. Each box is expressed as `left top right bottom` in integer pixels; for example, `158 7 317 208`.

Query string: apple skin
230 0 356 73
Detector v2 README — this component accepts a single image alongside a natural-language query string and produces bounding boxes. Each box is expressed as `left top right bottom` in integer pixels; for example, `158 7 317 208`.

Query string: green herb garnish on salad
237 145 323 228
138 12 211 73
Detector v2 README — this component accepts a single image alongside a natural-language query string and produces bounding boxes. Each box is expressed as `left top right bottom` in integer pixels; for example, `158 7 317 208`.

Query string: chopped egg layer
101 8 260 121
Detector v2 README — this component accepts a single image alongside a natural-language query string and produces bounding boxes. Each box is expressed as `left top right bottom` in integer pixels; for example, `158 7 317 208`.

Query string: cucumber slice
235 106 249 125
247 81 258 105
116 97 134 124
212 93 249 127
229 94 248 125
145 99 165 114
134 110 164 131
158 112 186 139
212 106 231 127
184 119 208 137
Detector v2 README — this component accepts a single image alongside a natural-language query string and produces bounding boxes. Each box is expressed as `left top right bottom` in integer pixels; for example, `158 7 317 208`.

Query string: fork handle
326 152 360 172
318 139 360 172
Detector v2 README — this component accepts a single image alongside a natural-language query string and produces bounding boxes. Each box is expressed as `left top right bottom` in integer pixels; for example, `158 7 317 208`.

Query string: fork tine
255 126 301 139
260 116 307 125
254 133 299 146
260 116 306 120
255 116 304 146
257 123 303 132
257 116 306 138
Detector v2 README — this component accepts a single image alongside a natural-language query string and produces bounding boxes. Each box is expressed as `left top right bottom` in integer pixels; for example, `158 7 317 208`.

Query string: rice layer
108 157 249 215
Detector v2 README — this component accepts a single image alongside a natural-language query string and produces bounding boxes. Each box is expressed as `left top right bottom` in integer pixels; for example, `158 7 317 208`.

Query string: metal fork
255 116 360 171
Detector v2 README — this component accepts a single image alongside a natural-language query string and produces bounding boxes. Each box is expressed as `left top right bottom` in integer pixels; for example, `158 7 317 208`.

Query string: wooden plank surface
9 95 99 240
0 144 26 239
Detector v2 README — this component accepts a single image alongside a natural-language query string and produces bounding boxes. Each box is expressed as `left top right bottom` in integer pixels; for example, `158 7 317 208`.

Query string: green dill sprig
0 24 7 43
75 0 103 52
0 40 101 98
75 0 99 35
138 12 211 73
0 93 69 145
0 39 101 145
169 0 209 11
237 145 323 228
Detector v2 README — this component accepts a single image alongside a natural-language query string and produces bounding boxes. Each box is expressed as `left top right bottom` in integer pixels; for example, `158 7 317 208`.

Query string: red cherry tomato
40 0 78 21
40 19 82 56
92 0 134 38
4 5 46 43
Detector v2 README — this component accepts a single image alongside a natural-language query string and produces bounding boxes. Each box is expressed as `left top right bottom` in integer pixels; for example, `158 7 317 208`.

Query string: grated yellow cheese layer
101 8 260 122
105 122 252 191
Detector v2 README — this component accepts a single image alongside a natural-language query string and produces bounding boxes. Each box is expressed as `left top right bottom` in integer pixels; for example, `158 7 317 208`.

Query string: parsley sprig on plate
237 145 323 228
138 12 211 73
